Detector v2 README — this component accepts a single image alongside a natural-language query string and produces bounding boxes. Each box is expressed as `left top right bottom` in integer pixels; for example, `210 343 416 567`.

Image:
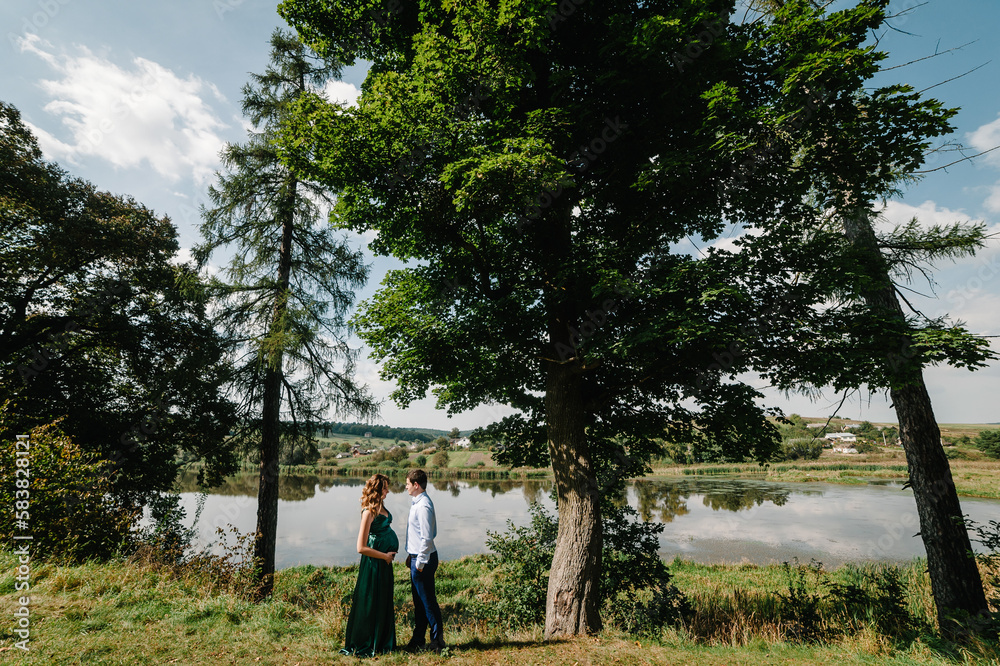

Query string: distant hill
316 421 449 443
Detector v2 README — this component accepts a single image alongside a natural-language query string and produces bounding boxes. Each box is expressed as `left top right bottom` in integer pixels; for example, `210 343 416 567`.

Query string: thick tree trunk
843 207 988 637
891 381 990 636
252 177 297 601
544 360 603 638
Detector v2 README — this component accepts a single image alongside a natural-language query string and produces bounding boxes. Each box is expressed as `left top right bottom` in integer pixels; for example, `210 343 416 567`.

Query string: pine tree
195 30 376 599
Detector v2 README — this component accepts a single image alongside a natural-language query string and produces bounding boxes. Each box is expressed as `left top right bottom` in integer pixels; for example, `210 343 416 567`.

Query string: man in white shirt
404 469 445 652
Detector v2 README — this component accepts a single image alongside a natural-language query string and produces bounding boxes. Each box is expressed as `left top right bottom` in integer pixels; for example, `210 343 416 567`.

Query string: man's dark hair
407 468 427 490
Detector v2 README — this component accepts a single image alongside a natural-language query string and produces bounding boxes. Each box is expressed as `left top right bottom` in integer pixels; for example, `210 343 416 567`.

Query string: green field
2 548 997 665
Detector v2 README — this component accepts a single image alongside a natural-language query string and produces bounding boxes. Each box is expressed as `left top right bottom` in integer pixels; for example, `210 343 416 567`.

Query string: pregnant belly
372 531 399 552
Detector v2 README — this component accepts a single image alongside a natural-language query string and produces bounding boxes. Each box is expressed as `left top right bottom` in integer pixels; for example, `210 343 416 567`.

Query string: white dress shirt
405 491 437 568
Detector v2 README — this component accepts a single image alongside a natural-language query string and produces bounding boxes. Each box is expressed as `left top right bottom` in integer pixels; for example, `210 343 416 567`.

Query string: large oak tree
276 0 995 637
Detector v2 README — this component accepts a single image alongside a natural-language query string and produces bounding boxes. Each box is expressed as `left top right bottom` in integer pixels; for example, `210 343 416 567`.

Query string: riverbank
1 549 996 664
257 443 1000 500
649 448 1000 500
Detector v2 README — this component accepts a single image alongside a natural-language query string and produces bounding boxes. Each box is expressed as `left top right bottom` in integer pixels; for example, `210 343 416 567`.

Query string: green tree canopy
275 0 995 636
1 100 238 509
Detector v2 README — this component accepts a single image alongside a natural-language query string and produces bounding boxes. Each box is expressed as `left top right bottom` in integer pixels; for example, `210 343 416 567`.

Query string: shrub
415 454 427 467
854 440 880 454
828 565 929 639
780 439 823 461
431 450 449 467
478 502 688 634
279 435 320 465
137 493 201 565
0 412 137 561
601 503 689 634
975 429 1000 458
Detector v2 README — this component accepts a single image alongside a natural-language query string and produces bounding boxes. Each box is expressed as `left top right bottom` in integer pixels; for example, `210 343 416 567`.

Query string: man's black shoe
424 638 447 654
403 638 425 653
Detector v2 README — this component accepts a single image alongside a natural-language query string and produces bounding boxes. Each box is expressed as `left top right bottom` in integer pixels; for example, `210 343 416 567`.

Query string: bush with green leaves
415 454 427 466
431 450 449 467
780 439 823 461
479 502 556 626
136 493 204 565
853 440 880 454
279 434 320 465
600 503 689 634
478 501 688 634
0 410 137 561
975 429 1000 458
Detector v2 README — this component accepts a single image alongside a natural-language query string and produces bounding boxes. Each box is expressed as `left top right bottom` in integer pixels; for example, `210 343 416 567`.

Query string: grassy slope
2 550 998 665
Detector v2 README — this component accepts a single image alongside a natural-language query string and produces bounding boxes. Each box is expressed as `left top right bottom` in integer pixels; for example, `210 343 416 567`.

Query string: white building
825 432 857 443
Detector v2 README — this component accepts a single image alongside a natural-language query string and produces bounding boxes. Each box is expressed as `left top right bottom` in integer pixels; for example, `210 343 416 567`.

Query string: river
166 473 1000 569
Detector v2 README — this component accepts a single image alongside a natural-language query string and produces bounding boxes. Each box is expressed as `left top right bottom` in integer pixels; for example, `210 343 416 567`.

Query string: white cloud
878 199 975 231
984 184 1000 213
967 114 1000 212
323 80 361 107
170 247 195 266
18 33 228 184
967 113 1000 166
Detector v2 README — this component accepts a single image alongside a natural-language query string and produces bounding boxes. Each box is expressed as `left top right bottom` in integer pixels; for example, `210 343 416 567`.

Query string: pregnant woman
340 473 398 656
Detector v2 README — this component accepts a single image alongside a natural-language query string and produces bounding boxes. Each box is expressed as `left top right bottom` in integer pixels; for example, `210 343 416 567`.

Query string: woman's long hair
361 473 390 515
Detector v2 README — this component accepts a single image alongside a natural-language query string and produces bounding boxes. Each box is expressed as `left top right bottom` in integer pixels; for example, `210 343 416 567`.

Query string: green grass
2 549 998 665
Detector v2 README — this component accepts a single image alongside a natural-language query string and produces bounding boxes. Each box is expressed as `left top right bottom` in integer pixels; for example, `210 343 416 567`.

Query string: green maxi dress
340 511 398 656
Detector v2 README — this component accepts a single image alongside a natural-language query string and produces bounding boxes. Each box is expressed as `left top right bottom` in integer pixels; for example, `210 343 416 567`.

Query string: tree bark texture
843 207 988 636
544 359 603 639
253 364 281 601
252 177 297 601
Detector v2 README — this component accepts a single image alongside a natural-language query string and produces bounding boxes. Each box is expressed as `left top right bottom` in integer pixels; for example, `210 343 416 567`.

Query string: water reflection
165 475 999 570
633 479 802 523
174 471 551 504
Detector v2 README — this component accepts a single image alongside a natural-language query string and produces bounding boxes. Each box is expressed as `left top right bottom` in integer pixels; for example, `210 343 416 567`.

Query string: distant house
452 437 472 449
364 431 373 438
825 432 857 443
806 423 827 429
832 445 859 454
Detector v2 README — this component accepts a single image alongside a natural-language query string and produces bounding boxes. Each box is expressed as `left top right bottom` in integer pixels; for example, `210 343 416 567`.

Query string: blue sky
3 0 999 429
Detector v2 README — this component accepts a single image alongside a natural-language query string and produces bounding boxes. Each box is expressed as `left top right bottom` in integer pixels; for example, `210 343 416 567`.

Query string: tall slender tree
195 30 376 599
730 0 995 636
